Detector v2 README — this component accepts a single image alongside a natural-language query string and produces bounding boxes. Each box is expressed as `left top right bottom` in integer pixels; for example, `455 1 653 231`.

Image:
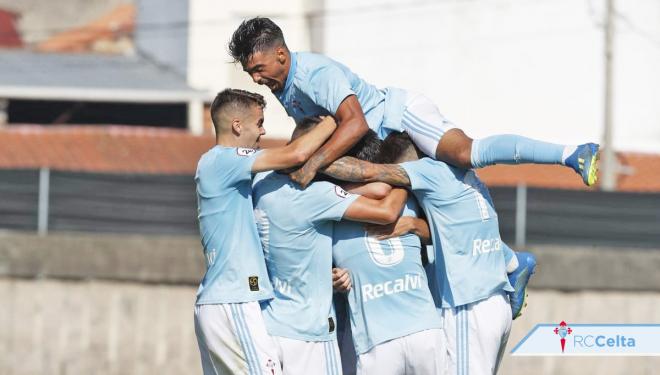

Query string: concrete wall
2 279 660 375
2 231 660 374
0 279 199 375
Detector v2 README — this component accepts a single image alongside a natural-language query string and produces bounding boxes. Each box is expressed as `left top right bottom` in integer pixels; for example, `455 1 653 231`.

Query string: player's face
243 47 289 92
240 105 266 148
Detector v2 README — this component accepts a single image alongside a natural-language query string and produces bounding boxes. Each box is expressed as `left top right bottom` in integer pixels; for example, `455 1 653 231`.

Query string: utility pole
601 0 618 191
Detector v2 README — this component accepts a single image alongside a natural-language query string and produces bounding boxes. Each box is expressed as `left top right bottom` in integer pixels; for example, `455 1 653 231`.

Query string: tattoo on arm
322 157 411 187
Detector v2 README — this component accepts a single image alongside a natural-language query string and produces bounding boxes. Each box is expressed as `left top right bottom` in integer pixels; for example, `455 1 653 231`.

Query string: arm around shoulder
251 116 337 173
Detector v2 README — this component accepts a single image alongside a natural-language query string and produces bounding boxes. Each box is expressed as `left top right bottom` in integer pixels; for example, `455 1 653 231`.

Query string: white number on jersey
364 235 404 267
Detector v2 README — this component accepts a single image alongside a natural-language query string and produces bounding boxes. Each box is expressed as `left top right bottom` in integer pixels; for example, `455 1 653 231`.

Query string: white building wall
187 0 313 138
185 0 660 152
320 0 659 153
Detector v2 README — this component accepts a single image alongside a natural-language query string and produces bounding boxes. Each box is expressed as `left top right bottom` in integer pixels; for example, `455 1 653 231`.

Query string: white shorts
441 292 512 375
401 93 457 159
194 302 282 375
357 328 445 375
273 336 342 375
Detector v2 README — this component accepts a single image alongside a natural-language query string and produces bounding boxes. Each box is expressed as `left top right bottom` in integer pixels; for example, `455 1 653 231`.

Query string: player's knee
436 129 473 168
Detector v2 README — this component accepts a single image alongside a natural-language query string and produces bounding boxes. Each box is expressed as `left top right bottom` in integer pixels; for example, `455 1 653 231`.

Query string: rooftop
0 50 206 103
1 125 658 192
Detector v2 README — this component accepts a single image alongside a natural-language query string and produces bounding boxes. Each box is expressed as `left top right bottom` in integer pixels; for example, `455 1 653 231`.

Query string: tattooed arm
289 96 369 188
321 156 411 187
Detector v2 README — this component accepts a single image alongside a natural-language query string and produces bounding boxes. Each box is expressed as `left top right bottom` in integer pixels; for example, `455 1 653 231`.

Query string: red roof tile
0 125 282 175
1 125 658 192
476 152 660 193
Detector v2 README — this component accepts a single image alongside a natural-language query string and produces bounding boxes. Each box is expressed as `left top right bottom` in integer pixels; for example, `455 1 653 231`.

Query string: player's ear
231 119 241 135
276 47 286 64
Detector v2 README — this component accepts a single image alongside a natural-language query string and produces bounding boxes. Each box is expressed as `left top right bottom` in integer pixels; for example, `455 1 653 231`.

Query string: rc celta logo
511 323 660 356
553 321 572 353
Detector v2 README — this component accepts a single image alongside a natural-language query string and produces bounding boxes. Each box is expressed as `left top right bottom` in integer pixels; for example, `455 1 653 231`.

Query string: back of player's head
210 88 266 135
229 17 287 65
346 130 382 163
291 116 382 163
290 116 321 141
378 131 421 163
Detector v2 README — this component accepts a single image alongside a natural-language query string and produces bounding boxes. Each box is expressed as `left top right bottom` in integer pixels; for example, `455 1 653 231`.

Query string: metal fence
0 169 198 235
1 169 659 248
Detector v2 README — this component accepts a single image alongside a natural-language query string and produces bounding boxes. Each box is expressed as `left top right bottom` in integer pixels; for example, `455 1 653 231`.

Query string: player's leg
467 293 513 375
402 328 446 375
400 93 599 186
275 336 343 375
194 302 282 375
442 294 512 375
470 135 599 186
356 338 405 375
440 305 463 375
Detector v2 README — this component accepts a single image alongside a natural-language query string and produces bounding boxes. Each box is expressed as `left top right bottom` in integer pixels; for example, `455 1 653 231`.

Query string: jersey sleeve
399 158 438 193
218 148 263 185
401 196 421 218
307 65 356 115
303 181 360 223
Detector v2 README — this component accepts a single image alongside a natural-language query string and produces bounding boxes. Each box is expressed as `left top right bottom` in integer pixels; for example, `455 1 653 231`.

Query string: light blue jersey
275 52 407 140
194 146 273 304
332 198 442 355
400 158 513 308
252 172 359 341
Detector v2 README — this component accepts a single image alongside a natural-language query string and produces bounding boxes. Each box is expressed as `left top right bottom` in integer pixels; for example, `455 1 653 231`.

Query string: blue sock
471 134 565 168
502 242 518 273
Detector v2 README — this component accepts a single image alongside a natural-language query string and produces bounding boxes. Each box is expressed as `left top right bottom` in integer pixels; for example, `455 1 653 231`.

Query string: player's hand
365 216 416 240
332 268 352 292
289 163 317 189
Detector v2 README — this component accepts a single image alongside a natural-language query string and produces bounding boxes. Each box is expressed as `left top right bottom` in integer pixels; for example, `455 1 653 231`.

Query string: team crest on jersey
334 186 349 198
237 147 256 156
248 276 259 291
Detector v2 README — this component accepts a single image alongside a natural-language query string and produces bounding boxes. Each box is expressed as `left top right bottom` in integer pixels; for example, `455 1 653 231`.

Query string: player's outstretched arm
322 156 411 187
342 188 407 225
252 116 337 173
365 216 431 245
290 96 369 187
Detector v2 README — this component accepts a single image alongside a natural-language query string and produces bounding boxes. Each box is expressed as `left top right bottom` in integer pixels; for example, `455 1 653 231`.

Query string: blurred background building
0 0 659 374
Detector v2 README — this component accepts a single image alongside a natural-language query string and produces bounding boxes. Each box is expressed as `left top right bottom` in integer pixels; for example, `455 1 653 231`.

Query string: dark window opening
7 99 187 128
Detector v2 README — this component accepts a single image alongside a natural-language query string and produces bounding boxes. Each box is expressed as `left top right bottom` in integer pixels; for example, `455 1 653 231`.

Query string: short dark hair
229 17 287 65
378 131 415 163
290 116 323 141
292 116 382 163
210 89 266 133
346 130 382 163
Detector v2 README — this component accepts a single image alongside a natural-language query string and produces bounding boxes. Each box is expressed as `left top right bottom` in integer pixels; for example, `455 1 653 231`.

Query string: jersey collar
277 52 297 98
